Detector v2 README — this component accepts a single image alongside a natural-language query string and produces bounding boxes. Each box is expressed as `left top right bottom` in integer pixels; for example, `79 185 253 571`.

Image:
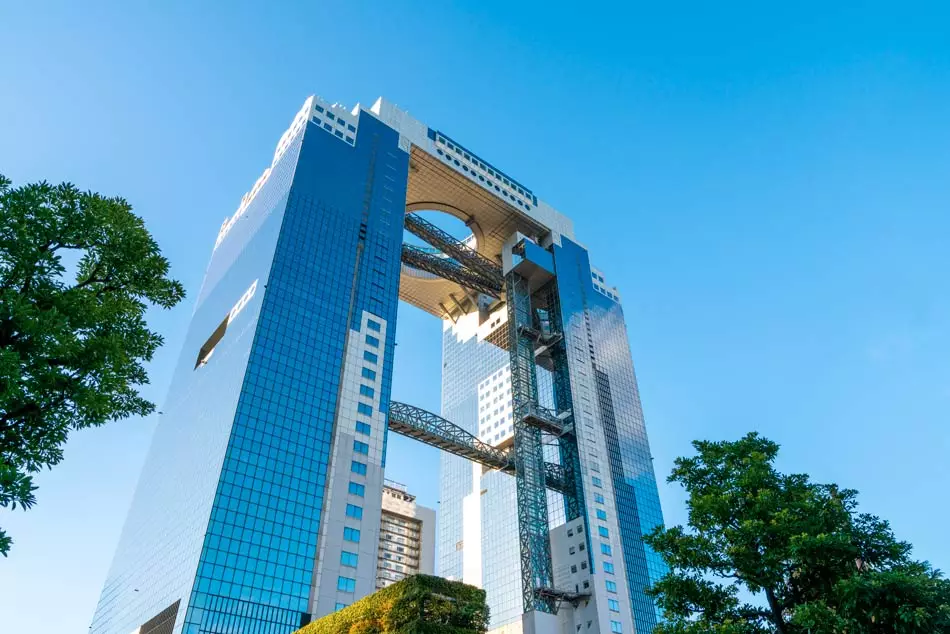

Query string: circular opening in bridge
403 209 476 254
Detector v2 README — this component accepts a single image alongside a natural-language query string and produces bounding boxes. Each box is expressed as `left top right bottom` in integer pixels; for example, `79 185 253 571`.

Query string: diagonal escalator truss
403 212 504 288
387 401 571 496
401 244 503 298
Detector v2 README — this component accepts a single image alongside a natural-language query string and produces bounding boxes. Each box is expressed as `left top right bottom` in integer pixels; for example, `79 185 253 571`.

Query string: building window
610 621 622 633
346 504 363 519
608 599 620 612
341 551 359 567
355 421 372 435
334 602 347 611
598 526 609 538
367 319 381 332
596 509 608 520
343 527 360 543
571 565 577 573
361 367 377 381
601 543 612 555
357 403 373 416
592 476 603 488
351 461 367 475
595 493 605 504
337 576 356 593
349 482 365 496
359 385 375 398
363 351 378 364
365 335 379 348
606 580 617 593
353 440 369 455
603 562 615 574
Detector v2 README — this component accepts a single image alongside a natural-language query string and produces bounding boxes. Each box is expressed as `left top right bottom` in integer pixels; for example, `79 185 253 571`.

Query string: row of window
594 475 621 627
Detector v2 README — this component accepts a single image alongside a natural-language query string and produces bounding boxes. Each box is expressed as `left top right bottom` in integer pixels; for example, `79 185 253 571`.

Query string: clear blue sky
2 1 949 631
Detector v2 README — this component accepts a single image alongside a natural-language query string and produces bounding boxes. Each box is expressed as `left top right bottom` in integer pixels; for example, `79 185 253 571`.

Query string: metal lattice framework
401 244 502 298
387 401 571 496
388 401 510 471
538 284 587 524
403 212 504 288
507 270 557 614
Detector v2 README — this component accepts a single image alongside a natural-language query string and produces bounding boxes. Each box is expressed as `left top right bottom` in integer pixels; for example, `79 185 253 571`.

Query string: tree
644 433 950 633
0 174 184 555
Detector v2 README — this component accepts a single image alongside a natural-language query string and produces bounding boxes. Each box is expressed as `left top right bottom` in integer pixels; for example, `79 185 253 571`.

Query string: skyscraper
90 93 665 634
376 481 435 590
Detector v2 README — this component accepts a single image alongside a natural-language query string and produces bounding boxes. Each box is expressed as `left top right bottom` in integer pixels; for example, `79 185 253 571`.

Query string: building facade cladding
89 113 307 634
550 236 667 633
90 104 408 634
376 485 436 589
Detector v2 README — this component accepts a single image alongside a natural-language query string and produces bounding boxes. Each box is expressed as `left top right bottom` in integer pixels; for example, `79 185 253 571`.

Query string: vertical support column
543 284 586 525
506 271 556 614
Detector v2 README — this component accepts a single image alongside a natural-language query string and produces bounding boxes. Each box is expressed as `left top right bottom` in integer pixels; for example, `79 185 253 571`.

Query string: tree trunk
765 587 789 634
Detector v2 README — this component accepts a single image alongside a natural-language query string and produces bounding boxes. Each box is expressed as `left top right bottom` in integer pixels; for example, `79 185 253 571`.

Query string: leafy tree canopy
645 432 950 633
0 173 184 555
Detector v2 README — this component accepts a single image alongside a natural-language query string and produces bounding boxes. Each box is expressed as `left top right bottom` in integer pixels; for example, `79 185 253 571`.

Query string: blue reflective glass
361 367 376 380
366 320 381 332
345 504 363 519
601 543 612 555
606 580 618 593
350 461 367 475
359 385 374 398
365 335 379 348
340 551 359 567
357 403 373 416
596 509 608 520
604 562 615 574
336 576 355 592
363 351 377 363
355 421 371 435
353 440 369 455
598 526 609 538
90 107 411 634
348 482 365 496
343 527 360 543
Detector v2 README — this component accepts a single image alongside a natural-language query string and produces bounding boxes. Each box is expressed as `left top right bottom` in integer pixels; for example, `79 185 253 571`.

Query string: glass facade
91 92 665 634
90 100 407 634
551 237 667 632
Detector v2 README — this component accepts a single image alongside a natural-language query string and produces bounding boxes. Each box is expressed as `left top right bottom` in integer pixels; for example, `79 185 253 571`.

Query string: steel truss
536 283 587 524
507 270 558 614
401 244 502 298
387 401 571 496
403 213 503 288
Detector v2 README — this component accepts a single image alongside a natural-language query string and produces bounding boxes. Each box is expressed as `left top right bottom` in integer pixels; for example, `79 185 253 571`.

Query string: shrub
299 575 489 634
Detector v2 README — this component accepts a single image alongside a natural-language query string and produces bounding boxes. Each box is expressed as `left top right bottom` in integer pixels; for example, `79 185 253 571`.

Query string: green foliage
0 173 184 555
299 574 489 634
645 432 950 633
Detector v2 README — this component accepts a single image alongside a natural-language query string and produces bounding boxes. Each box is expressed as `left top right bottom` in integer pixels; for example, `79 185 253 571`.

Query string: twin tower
90 94 666 634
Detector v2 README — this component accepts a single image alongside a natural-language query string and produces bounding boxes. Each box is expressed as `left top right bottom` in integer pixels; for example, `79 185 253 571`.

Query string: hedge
298 574 489 634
